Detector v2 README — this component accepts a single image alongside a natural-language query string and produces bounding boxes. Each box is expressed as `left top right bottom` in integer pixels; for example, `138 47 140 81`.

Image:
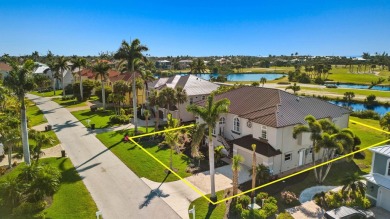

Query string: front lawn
71 109 118 129
0 157 97 219
28 130 60 149
26 99 46 127
96 127 192 182
52 97 88 108
30 90 62 97
188 190 226 219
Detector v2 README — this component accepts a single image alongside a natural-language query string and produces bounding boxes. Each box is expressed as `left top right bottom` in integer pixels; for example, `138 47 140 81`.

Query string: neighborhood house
196 86 350 175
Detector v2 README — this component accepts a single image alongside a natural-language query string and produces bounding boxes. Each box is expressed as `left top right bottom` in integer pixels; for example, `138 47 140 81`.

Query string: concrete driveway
28 94 180 219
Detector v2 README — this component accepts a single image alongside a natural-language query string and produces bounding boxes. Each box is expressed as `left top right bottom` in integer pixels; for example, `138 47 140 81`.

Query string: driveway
28 94 180 219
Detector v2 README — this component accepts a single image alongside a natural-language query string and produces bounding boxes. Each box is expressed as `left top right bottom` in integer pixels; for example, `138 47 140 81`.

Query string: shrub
0 166 6 175
314 77 325 85
64 84 73 95
12 201 47 216
277 82 291 85
351 110 380 120
109 115 129 124
277 212 294 219
252 82 260 86
297 73 311 83
238 195 251 209
95 86 113 102
260 202 278 218
365 94 377 105
61 95 75 101
73 80 95 101
232 201 244 215
281 191 299 205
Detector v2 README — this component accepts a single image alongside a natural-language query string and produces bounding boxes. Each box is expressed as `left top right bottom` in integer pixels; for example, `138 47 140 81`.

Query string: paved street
28 94 180 219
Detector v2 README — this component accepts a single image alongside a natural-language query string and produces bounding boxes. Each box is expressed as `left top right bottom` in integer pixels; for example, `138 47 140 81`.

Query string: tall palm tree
158 87 177 120
3 58 36 165
232 154 244 197
114 39 149 134
251 144 256 201
187 94 230 199
71 57 87 100
164 113 180 170
143 109 150 133
45 61 60 95
340 172 366 198
190 123 207 166
148 90 161 131
175 86 187 123
249 164 271 185
55 56 70 97
93 61 110 110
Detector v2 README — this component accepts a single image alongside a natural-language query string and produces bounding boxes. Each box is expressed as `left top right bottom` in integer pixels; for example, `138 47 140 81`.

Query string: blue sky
1 0 389 57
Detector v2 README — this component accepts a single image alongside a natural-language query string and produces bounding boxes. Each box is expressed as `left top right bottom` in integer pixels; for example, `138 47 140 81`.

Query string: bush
297 73 311 83
326 84 337 88
95 86 112 102
12 201 47 216
281 191 299 205
109 115 129 124
365 94 377 105
61 95 75 101
277 82 291 85
238 195 251 209
73 80 95 101
277 212 294 219
64 84 73 95
0 166 6 175
351 110 380 120
252 82 260 86
314 77 325 85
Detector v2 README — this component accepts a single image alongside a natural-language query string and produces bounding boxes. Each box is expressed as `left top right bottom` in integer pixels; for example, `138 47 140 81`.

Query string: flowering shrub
281 191 299 205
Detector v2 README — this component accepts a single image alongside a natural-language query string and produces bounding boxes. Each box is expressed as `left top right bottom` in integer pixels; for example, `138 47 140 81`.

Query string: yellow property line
130 121 390 205
350 119 390 135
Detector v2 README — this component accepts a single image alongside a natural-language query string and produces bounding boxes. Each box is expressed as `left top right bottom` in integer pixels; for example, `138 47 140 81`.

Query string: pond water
179 73 286 81
325 83 390 91
299 186 338 203
329 101 390 116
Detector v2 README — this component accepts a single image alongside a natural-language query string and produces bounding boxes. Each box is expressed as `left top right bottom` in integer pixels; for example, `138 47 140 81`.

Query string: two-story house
364 145 390 211
195 86 350 175
148 74 219 122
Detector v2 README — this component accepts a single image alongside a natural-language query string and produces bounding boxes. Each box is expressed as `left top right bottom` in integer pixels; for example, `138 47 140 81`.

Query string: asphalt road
28 94 181 219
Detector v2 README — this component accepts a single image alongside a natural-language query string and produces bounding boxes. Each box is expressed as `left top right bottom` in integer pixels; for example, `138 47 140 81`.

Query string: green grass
71 109 117 128
188 190 226 219
28 130 60 149
0 157 97 219
298 86 390 99
327 67 390 85
96 127 192 182
26 99 46 127
52 97 88 108
349 116 389 173
30 90 63 97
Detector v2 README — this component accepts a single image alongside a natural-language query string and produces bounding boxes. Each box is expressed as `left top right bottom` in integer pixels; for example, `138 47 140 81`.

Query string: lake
329 101 390 116
180 73 286 81
325 83 390 91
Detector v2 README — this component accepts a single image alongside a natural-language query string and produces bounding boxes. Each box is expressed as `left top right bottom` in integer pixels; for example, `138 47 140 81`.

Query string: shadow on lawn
57 158 84 183
139 172 171 209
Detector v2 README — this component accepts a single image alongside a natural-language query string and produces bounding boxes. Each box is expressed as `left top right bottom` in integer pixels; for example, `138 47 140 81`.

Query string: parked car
324 206 375 219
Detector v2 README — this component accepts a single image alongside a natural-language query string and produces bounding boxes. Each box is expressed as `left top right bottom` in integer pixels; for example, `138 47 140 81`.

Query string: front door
298 150 305 166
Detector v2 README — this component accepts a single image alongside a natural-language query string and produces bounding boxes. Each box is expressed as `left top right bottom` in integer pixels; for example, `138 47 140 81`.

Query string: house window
261 125 267 139
190 97 193 104
202 96 205 100
219 117 225 125
233 117 240 133
284 152 292 162
388 159 390 176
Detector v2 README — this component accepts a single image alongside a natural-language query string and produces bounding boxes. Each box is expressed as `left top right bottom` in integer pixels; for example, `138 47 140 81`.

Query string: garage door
236 147 252 167
378 187 390 211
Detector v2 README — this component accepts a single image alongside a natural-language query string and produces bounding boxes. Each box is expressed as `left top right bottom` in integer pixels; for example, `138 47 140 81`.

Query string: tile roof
149 75 219 96
108 71 141 83
231 135 282 157
0 62 12 72
197 86 350 128
370 145 390 157
80 69 121 80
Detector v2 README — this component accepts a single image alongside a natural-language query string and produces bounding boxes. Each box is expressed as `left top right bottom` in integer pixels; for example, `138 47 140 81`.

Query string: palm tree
71 57 87 100
190 123 207 166
0 176 24 207
158 87 177 120
249 164 271 186
0 117 21 169
93 61 110 110
114 39 149 134
260 77 267 87
175 86 187 123
340 172 366 198
187 94 230 199
29 130 54 161
143 109 150 133
190 59 207 74
164 113 180 170
148 90 161 131
232 154 244 197
55 56 70 97
3 58 36 165
285 83 301 94
45 60 60 95
251 144 256 201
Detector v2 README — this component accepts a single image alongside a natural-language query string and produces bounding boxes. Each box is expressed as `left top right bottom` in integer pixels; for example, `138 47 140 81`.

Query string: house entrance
298 149 305 166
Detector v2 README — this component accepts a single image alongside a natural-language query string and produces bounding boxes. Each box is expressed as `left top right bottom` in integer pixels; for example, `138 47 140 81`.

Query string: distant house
364 145 390 211
148 74 219 122
155 60 171 70
108 71 147 106
178 60 192 69
195 86 350 175
0 62 11 79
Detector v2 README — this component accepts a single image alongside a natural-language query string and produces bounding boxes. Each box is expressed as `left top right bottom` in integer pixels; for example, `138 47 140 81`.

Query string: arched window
233 117 240 132
219 117 225 125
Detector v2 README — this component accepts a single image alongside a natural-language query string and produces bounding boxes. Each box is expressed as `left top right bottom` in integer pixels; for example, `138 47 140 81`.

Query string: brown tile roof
80 69 121 80
197 86 350 128
108 71 141 83
231 135 281 157
0 62 12 71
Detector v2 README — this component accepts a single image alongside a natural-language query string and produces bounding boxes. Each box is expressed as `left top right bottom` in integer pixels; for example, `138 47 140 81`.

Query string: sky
1 0 390 57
